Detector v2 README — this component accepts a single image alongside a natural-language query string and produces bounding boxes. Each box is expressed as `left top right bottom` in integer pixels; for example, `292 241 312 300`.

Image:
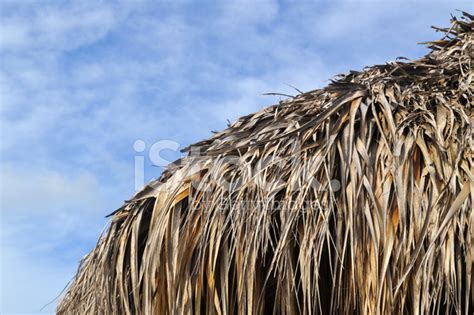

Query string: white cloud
0 164 110 313
0 164 100 215
0 163 109 255
217 0 279 25
0 2 129 52
0 18 29 48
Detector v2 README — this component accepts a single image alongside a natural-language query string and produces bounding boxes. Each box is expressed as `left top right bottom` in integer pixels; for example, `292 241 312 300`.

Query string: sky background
0 0 472 313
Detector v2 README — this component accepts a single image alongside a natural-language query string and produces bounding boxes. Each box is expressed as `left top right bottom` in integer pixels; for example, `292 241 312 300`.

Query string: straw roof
58 13 473 314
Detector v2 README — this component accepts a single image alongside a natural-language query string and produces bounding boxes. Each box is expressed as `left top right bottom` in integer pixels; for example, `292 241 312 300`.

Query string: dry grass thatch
58 13 473 314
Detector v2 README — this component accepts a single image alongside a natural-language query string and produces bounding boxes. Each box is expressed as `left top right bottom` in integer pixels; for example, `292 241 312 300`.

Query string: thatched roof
58 13 473 314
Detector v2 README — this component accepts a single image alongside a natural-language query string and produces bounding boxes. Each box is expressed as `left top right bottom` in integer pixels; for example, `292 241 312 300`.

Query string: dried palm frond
58 13 473 315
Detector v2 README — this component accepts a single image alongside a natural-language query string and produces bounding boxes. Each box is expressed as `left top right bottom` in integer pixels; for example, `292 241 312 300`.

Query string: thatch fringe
58 13 473 314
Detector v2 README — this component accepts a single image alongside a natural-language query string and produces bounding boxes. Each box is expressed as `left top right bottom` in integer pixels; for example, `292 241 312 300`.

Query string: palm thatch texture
58 13 473 315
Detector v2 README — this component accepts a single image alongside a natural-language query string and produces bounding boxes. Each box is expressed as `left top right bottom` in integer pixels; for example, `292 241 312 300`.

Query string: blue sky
0 0 471 313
